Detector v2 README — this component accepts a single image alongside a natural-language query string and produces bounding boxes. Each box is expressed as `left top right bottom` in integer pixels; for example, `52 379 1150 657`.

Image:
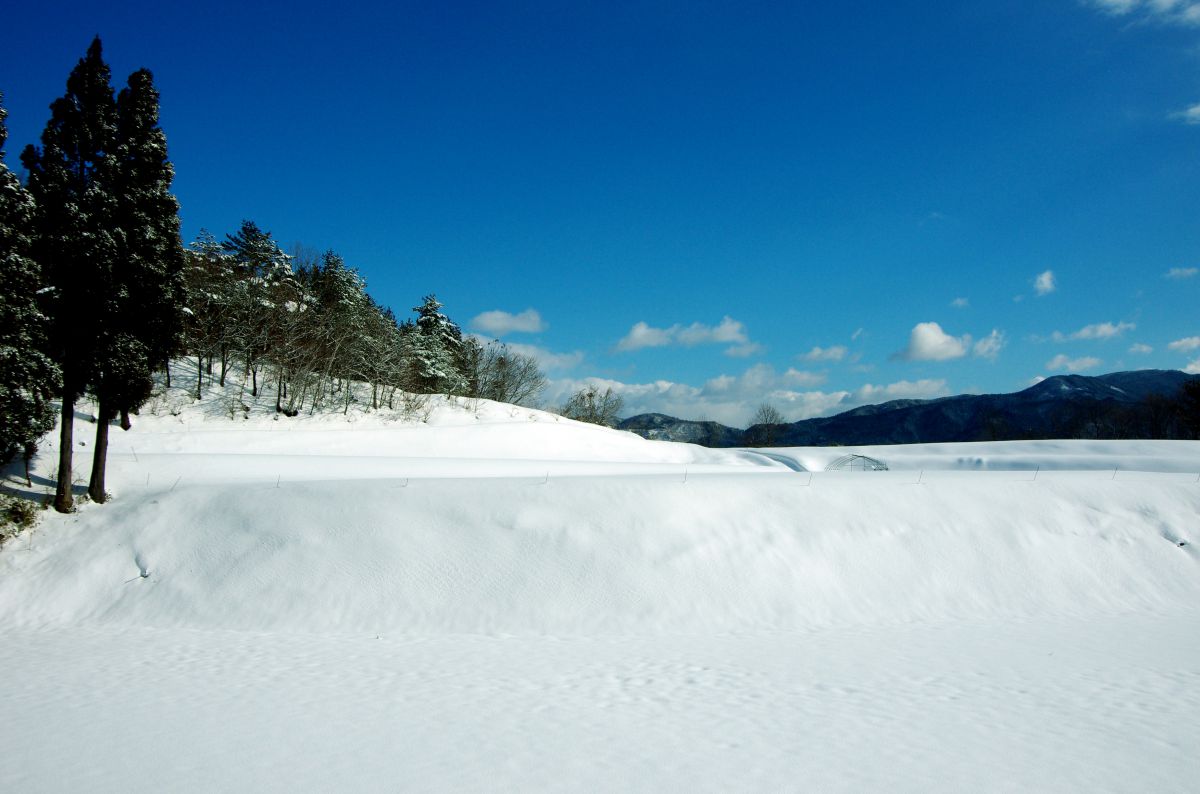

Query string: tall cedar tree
409 294 467 394
0 93 61 477
86 68 185 502
21 37 119 512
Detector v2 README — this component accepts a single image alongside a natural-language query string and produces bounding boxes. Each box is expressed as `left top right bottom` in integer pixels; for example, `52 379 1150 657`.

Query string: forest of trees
0 38 551 515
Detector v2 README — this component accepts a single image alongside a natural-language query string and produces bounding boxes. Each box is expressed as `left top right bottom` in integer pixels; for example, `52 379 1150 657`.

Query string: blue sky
2 0 1198 425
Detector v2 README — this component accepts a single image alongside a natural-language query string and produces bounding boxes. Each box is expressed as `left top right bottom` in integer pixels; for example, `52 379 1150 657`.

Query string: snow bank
3 381 1198 635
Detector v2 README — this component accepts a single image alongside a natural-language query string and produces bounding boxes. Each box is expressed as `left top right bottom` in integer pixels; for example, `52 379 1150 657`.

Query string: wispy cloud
1050 321 1135 342
1187 358 1200 374
1165 266 1198 279
1034 270 1056 296
616 316 754 356
1171 103 1200 124
1046 354 1103 372
1129 343 1154 354
972 330 1006 360
724 342 765 358
1168 336 1200 352
471 308 546 336
950 297 969 308
1087 0 1200 25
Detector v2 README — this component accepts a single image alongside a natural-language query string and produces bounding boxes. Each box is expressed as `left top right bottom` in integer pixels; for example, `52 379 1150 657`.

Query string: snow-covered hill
2 369 1199 791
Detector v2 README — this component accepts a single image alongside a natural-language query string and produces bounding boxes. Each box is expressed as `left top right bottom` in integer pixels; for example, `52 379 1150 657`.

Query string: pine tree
182 230 238 396
21 37 119 512
409 294 467 394
87 67 185 502
0 93 61 478
221 220 295 391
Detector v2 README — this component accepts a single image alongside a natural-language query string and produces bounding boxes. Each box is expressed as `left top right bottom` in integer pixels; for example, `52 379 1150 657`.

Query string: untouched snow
2 369 1199 791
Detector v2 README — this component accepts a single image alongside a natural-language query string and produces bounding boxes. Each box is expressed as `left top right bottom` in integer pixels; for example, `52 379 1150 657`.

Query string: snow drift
3 382 1198 636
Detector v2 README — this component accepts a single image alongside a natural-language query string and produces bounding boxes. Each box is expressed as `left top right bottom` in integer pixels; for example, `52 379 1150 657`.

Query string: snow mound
2 377 1199 635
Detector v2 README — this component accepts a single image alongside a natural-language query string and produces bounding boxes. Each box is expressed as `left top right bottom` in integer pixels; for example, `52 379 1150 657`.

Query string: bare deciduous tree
748 402 786 446
561 385 624 427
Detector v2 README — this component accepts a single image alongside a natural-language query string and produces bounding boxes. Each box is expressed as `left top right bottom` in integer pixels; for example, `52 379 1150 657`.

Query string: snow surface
2 368 1199 791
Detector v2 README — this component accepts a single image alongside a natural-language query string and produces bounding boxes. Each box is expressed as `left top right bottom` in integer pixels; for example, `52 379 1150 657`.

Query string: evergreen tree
221 220 295 390
87 67 185 502
409 294 467 394
182 230 238 396
21 37 119 512
0 93 61 477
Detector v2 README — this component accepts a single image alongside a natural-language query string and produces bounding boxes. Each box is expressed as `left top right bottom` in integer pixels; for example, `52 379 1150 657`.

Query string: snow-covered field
2 372 1199 791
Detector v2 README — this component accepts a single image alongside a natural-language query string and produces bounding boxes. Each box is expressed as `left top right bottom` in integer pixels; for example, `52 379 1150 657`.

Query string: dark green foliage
1 494 40 545
0 93 61 467
111 68 185 377
407 294 468 394
21 36 118 400
21 37 119 511
1178 380 1200 439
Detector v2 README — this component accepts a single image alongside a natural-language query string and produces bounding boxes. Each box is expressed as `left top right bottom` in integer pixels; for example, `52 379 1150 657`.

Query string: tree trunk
252 365 258 397
165 359 172 388
54 395 75 513
23 442 35 487
275 370 283 413
120 408 132 431
88 401 114 504
219 347 228 387
196 355 203 400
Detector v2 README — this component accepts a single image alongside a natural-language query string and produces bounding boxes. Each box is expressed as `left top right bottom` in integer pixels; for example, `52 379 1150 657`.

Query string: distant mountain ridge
618 370 1200 446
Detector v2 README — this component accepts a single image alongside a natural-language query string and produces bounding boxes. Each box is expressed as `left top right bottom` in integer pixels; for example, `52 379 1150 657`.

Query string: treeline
0 38 547 515
179 221 546 417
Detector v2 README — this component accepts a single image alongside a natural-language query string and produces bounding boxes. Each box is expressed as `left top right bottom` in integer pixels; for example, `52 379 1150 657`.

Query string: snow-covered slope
2 371 1199 791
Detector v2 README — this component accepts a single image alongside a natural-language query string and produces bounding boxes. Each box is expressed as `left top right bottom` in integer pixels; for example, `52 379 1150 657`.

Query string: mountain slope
620 370 1199 446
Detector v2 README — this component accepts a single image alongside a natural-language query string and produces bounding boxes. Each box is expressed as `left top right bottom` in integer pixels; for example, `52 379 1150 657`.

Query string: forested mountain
620 370 1200 447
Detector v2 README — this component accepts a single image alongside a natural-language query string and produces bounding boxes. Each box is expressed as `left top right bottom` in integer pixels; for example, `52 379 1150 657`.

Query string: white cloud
1088 0 1200 25
846 379 950 405
1046 354 1103 372
724 342 765 358
1050 321 1135 342
1034 270 1056 296
615 321 674 351
899 322 970 361
972 329 1005 360
1165 266 1198 279
1129 343 1154 354
467 335 583 372
782 368 828 388
616 316 754 357
1168 336 1200 352
950 297 969 308
677 316 748 346
1171 103 1200 124
1028 375 1046 386
471 308 546 336
800 345 848 362
544 367 945 426
1187 358 1200 374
